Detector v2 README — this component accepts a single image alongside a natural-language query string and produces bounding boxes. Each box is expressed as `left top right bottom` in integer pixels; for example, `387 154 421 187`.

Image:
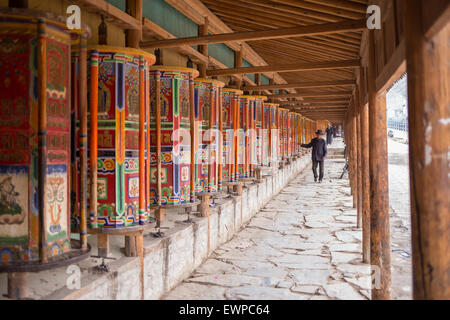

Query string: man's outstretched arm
301 140 313 148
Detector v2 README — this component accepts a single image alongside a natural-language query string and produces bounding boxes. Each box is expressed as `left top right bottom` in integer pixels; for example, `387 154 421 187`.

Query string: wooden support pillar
356 95 363 228
97 233 109 258
126 0 142 48
359 77 371 264
232 183 243 196
198 194 211 217
198 17 209 78
368 30 391 300
89 50 99 230
7 273 28 299
404 1 450 299
234 47 243 89
351 102 358 210
155 49 163 65
255 73 261 95
78 29 88 251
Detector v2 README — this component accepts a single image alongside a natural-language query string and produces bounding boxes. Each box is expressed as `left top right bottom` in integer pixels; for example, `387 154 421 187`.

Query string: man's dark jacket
302 138 328 161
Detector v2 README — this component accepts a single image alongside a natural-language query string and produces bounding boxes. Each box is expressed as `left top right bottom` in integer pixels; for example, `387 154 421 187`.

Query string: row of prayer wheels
0 10 317 296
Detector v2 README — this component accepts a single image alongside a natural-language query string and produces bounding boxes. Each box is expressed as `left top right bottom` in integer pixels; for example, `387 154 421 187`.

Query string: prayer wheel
278 108 289 162
149 66 199 206
264 103 279 166
0 10 90 273
252 96 268 168
221 88 242 183
194 79 225 194
238 96 256 179
84 46 155 228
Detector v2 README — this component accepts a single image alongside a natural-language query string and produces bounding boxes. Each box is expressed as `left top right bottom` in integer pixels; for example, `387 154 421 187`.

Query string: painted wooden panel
0 12 71 263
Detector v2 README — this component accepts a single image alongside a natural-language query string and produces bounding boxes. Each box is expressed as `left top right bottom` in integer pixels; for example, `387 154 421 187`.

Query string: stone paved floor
164 142 373 300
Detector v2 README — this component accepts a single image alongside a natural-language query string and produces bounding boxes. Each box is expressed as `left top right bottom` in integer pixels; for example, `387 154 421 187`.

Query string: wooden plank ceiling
199 0 368 121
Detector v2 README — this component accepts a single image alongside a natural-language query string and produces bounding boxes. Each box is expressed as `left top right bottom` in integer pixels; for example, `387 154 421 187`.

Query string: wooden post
244 100 249 178
126 0 142 48
190 74 196 201
98 15 107 45
37 19 48 264
199 194 210 217
232 95 239 181
351 102 358 210
235 47 243 89
255 73 261 95
198 17 209 78
138 56 145 224
7 273 28 299
97 233 109 257
368 30 391 300
405 1 450 299
359 72 371 264
155 71 164 229
208 88 214 191
89 49 99 231
218 88 223 191
356 95 362 228
155 49 163 65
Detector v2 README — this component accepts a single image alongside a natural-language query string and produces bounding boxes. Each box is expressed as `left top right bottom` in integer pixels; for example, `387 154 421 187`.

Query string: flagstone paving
164 155 372 300
163 138 412 300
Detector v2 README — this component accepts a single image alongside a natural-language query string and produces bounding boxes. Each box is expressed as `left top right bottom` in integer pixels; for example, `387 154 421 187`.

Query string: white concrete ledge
44 155 312 300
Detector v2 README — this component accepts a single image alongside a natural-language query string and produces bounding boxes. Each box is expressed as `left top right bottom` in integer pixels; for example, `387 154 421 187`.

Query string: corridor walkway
164 143 373 300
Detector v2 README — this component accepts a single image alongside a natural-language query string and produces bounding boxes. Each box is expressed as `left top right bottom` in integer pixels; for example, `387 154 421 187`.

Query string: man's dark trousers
312 160 324 181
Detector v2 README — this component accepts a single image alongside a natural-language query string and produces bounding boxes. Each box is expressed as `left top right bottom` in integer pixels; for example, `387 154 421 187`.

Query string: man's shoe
319 180 323 183
314 177 317 182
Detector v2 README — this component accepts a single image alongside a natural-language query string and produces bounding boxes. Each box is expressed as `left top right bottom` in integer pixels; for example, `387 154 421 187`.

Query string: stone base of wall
45 155 311 300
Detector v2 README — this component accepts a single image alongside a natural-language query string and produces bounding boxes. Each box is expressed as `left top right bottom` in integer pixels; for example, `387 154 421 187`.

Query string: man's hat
316 130 324 135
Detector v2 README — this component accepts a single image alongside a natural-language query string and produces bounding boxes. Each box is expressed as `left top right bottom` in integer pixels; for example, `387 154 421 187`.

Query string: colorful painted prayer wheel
0 10 89 267
86 46 156 228
149 66 199 206
264 103 279 166
221 88 242 183
238 96 256 179
194 78 225 193
252 96 268 167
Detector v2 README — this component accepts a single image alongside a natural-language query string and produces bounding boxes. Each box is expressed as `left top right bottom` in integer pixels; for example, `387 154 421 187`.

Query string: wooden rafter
68 0 140 30
140 19 366 48
246 80 355 91
207 59 360 76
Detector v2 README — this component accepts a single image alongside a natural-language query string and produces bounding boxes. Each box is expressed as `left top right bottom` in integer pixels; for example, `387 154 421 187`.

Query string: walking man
301 130 328 183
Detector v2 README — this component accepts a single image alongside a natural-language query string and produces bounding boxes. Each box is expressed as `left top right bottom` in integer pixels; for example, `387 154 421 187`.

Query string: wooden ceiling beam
271 91 353 99
140 19 366 48
246 80 355 91
304 0 367 13
271 0 364 20
142 18 208 64
165 0 295 92
69 0 140 30
206 59 360 76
